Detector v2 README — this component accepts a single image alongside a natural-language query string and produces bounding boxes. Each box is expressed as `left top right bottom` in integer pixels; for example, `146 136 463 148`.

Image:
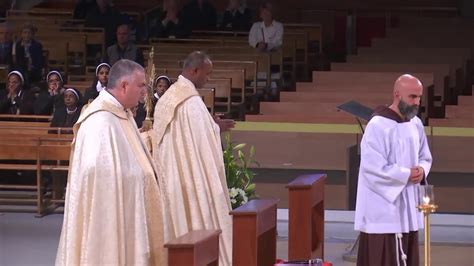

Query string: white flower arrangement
228 187 249 208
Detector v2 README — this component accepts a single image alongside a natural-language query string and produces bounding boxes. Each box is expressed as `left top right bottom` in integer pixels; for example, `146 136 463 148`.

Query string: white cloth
355 116 432 234
248 20 283 51
152 75 232 266
56 90 167 265
95 81 105 92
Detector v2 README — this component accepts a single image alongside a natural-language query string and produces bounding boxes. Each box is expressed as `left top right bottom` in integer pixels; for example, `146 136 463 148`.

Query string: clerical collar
66 107 78 114
96 81 106 92
372 105 408 123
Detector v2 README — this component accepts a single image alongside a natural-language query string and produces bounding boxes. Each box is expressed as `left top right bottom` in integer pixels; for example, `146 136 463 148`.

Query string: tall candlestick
417 185 438 266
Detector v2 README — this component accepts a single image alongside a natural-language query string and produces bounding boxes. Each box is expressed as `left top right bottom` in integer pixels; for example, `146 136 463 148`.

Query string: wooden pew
204 79 232 115
165 230 221 266
287 174 326 261
197 88 215 114
0 114 52 122
0 137 71 216
230 199 279 266
285 23 323 54
64 82 90 95
163 67 246 115
37 139 71 214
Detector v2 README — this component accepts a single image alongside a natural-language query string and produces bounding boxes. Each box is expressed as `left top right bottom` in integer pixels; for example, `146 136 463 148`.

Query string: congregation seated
0 70 35 115
11 23 44 83
0 23 13 70
105 24 144 67
248 2 283 52
180 0 218 31
34 70 65 115
50 88 83 134
83 62 110 103
220 0 252 31
149 1 189 39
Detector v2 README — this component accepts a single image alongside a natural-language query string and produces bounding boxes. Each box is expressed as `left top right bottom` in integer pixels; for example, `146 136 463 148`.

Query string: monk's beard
398 99 419 120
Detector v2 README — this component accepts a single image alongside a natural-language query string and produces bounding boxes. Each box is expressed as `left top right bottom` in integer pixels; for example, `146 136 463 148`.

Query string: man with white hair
355 74 433 266
56 59 167 265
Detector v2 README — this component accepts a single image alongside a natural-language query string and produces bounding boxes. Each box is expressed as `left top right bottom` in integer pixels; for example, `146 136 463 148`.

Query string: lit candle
423 196 430 205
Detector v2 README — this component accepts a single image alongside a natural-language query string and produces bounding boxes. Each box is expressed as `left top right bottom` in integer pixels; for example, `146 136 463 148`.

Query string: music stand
337 101 374 262
337 100 374 134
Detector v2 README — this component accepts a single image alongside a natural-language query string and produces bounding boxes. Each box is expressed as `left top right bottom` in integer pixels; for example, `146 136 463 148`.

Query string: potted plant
223 133 258 209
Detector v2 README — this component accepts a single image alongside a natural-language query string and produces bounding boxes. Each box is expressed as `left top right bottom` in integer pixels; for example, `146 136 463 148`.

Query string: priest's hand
409 166 424 184
213 114 235 132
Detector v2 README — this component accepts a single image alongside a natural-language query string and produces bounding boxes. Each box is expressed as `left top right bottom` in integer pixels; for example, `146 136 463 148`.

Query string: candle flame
423 196 430 205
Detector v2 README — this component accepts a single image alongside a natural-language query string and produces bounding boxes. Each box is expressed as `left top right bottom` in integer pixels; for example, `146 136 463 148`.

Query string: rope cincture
395 233 407 266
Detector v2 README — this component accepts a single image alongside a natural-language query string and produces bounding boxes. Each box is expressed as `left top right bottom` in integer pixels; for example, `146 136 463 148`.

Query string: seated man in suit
105 24 144 66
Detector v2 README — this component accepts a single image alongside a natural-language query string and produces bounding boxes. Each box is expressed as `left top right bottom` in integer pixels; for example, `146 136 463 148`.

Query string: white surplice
56 90 167 266
152 75 232 266
355 115 432 234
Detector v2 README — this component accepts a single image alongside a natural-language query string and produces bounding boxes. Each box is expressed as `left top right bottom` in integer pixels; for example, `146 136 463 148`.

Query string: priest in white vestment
152 51 232 266
355 74 432 266
56 60 167 266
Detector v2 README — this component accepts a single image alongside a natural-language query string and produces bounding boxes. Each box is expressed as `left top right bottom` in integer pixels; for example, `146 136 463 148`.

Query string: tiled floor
0 212 473 265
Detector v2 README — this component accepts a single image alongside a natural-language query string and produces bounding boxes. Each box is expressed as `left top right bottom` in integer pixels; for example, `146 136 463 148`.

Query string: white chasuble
56 90 167 266
355 114 432 234
153 75 232 266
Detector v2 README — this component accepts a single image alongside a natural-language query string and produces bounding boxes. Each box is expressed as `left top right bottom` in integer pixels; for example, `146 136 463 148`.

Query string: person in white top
248 2 283 52
355 74 433 266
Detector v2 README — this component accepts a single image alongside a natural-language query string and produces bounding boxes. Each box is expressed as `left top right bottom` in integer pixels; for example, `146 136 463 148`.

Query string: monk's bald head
391 74 423 120
394 74 423 96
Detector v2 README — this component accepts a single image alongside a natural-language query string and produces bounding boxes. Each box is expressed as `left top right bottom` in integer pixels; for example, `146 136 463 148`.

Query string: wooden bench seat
0 137 71 216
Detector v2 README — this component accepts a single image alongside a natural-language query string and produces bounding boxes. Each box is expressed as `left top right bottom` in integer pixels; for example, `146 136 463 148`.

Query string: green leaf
233 143 246 150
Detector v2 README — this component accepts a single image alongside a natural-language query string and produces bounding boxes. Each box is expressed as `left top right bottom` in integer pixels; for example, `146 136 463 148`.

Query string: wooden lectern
287 174 326 260
165 229 221 266
230 198 279 266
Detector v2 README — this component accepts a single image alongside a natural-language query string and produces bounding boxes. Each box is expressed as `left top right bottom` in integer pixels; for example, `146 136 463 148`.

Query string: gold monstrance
142 46 156 132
